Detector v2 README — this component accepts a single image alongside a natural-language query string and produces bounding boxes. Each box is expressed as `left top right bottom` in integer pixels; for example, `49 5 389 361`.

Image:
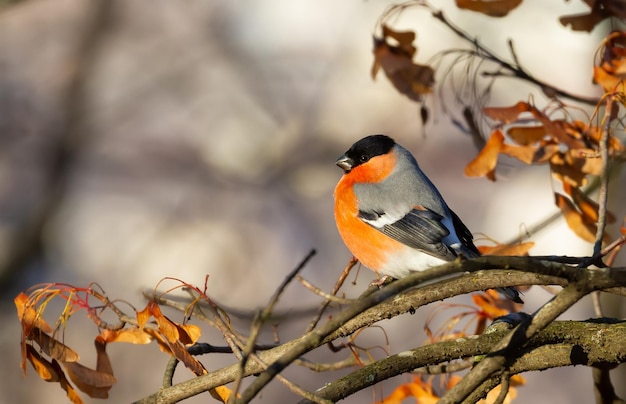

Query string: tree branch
300 320 626 403
429 7 600 106
134 258 626 403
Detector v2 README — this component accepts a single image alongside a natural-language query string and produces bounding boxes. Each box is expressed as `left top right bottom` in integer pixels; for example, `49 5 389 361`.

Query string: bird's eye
359 155 369 163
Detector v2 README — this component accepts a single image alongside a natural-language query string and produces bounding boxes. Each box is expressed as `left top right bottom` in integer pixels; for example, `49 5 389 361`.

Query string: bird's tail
496 287 523 304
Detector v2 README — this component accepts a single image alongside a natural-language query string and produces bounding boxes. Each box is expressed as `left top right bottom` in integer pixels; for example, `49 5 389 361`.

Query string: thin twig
232 249 316 400
593 96 613 257
493 370 510 404
440 281 590 404
294 356 357 372
306 257 357 332
429 8 599 105
296 275 357 305
245 351 333 404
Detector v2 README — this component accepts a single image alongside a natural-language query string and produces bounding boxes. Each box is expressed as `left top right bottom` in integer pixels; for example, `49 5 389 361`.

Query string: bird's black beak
336 154 353 173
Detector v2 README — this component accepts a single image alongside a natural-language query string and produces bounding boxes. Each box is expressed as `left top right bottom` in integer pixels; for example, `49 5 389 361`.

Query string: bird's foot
369 275 394 288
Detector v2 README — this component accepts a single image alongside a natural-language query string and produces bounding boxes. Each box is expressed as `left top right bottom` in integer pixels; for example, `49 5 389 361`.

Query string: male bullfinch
334 134 522 303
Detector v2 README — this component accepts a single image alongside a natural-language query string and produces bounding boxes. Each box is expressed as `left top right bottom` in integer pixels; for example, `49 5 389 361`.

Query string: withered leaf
210 385 236 403
15 292 53 334
456 0 523 17
62 362 116 399
177 323 202 346
94 337 114 378
382 24 416 58
169 341 207 376
555 193 598 243
563 183 616 224
100 327 153 345
136 304 151 329
550 152 589 187
465 129 504 180
560 10 607 32
148 301 180 343
471 293 509 319
484 101 531 123
50 358 83 404
507 126 546 145
31 327 80 363
26 345 59 382
372 29 435 102
560 0 626 32
477 241 535 256
500 143 539 164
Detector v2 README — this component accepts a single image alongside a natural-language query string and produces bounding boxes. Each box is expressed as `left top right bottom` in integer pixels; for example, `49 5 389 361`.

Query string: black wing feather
359 208 457 261
449 209 480 257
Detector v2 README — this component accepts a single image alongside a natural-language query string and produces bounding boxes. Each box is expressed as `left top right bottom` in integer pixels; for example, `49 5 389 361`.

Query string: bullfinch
334 134 522 303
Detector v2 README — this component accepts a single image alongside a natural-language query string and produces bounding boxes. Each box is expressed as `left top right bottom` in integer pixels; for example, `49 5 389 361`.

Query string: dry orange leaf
210 385 236 403
563 183 616 224
372 26 435 102
381 24 416 58
484 101 531 123
148 302 180 343
555 193 598 243
31 327 80 363
178 323 202 346
477 241 535 256
94 337 114 378
26 345 59 382
376 376 439 404
472 292 509 319
15 292 53 334
58 337 116 399
594 65 622 92
566 148 603 176
550 152 589 187
169 341 207 376
136 304 151 329
507 125 546 145
500 142 539 164
465 129 504 180
62 362 116 399
455 0 523 17
144 328 173 355
100 327 154 345
50 358 84 404
560 10 606 32
594 32 626 90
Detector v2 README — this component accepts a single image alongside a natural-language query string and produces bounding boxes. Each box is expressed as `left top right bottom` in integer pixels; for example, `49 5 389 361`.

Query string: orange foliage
15 281 222 403
372 25 435 102
455 0 522 17
470 99 624 242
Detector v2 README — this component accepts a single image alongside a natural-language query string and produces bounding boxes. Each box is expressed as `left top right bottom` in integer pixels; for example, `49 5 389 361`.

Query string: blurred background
1 0 624 403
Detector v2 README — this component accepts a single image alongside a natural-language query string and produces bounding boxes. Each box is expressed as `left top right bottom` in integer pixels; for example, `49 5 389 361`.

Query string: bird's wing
448 209 480 257
358 206 458 261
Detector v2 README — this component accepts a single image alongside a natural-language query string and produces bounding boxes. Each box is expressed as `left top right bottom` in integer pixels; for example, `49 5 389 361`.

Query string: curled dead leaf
550 152 589 187
465 129 504 180
31 327 80 363
455 0 523 17
62 362 116 399
372 26 435 102
555 193 598 243
100 327 154 345
484 101 531 123
26 345 59 382
563 183 616 224
507 126 546 145
15 292 53 334
477 241 535 256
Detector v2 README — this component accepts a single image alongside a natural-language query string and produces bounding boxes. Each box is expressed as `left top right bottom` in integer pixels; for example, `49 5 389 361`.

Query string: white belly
377 248 448 279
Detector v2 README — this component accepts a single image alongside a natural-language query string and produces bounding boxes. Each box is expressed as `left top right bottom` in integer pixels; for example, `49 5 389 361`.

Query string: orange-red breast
333 134 522 303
